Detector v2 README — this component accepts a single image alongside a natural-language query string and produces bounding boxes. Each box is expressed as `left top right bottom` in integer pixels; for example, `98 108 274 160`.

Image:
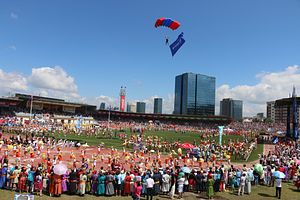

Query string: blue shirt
27 171 35 182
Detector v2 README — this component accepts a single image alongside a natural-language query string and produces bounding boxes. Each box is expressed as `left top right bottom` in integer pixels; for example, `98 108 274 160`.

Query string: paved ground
4 141 272 172
263 144 275 155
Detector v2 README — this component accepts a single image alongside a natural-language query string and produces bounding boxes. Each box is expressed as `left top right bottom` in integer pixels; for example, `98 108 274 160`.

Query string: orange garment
124 175 131 195
49 174 62 195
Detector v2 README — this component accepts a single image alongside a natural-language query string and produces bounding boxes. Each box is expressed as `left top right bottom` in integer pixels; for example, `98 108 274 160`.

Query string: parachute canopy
155 18 180 30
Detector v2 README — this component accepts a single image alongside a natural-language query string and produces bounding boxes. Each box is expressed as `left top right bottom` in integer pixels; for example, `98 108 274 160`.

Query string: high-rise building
266 101 275 122
100 102 106 110
275 87 300 124
256 113 264 121
174 73 215 116
119 86 126 112
220 98 243 121
136 102 146 113
127 102 136 113
154 98 163 114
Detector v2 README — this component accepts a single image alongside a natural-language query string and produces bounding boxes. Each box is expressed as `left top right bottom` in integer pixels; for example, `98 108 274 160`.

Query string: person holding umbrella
51 163 67 197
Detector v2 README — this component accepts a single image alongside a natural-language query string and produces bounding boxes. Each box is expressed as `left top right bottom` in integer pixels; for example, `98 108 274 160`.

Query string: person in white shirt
146 175 154 200
238 173 246 196
275 177 282 199
161 171 170 194
177 176 185 199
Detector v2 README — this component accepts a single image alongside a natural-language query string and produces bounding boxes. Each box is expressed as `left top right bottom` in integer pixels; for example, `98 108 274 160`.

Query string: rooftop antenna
292 85 297 98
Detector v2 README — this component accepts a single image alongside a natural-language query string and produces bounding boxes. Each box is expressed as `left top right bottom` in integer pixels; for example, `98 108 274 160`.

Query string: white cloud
29 66 78 93
10 12 18 19
28 66 81 101
217 65 300 117
0 66 81 102
0 69 28 95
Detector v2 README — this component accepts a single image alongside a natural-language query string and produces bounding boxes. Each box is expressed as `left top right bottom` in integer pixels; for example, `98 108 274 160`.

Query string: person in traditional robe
61 173 68 193
86 170 92 194
161 171 170 194
124 172 131 195
106 172 115 196
152 170 162 195
207 174 215 199
49 173 55 196
52 174 62 196
0 163 8 189
97 172 106 196
34 171 43 196
18 167 27 192
68 170 77 195
79 170 87 196
91 170 98 194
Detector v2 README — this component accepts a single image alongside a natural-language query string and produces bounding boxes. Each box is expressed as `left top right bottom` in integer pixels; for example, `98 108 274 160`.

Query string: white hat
3 163 8 167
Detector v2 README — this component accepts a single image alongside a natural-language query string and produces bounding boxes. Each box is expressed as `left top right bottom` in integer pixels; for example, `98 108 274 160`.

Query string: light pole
108 105 111 130
29 95 33 121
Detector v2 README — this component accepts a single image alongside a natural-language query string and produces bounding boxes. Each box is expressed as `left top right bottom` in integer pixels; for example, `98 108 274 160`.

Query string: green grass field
246 143 264 162
217 182 300 200
51 130 244 149
1 182 298 200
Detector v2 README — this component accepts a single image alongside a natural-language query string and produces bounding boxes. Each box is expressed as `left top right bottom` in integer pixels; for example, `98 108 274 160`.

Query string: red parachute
155 18 180 30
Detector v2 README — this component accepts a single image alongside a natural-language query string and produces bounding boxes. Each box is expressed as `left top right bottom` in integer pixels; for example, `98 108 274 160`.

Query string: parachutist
165 38 169 45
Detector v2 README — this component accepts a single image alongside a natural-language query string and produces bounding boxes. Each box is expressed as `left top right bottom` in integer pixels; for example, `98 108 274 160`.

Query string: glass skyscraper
174 73 216 116
99 102 106 110
220 98 243 121
136 102 146 113
154 98 163 114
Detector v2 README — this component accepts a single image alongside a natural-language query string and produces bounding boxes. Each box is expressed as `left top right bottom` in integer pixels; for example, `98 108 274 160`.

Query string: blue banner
293 96 298 140
218 126 224 145
169 32 185 56
76 115 83 129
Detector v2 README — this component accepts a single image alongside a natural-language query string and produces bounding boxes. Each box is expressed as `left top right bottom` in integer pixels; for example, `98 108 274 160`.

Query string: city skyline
1 1 300 116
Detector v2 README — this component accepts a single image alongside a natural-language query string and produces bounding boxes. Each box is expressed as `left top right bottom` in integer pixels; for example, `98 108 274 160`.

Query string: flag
218 126 224 145
169 32 185 56
273 137 278 144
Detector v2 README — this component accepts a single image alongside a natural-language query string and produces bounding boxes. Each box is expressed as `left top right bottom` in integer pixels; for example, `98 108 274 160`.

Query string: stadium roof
96 109 232 123
14 93 95 107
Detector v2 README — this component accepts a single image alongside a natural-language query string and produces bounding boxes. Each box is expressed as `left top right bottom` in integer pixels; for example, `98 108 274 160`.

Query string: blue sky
1 0 300 116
